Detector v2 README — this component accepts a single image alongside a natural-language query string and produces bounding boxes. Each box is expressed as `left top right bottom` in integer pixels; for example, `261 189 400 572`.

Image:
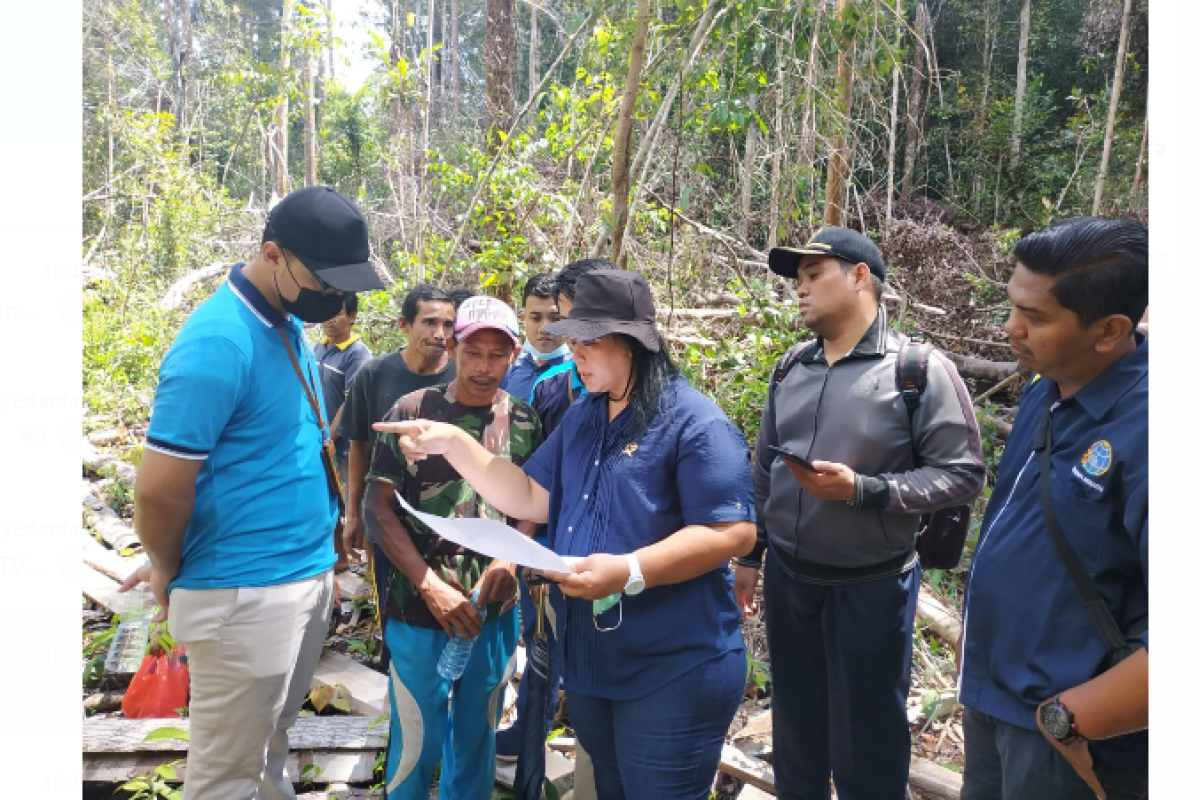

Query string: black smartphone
768 444 817 472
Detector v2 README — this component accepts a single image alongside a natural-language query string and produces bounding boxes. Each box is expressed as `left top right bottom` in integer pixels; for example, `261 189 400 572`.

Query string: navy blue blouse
524 374 755 700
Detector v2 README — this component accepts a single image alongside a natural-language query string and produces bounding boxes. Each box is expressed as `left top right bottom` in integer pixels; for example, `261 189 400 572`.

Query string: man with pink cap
362 295 544 799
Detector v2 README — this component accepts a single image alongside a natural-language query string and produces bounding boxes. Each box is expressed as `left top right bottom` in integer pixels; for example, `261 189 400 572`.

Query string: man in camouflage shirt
364 296 543 800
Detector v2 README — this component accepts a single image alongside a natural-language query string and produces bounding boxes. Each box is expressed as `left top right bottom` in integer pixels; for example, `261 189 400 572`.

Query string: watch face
1041 703 1072 740
627 577 646 595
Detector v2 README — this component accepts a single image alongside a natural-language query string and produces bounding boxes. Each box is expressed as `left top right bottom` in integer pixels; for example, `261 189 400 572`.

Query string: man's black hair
342 292 359 316
522 273 557 305
401 283 454 323
448 288 475 309
1014 216 1148 328
553 259 619 303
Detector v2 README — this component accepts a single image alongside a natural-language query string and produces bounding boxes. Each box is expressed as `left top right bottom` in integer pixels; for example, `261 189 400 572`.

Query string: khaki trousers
169 571 334 799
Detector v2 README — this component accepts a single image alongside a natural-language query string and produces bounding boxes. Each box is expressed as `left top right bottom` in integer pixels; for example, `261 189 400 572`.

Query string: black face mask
275 254 344 323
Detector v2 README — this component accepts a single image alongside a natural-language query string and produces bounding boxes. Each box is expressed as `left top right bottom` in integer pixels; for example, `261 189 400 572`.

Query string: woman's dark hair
1013 216 1148 327
616 333 678 437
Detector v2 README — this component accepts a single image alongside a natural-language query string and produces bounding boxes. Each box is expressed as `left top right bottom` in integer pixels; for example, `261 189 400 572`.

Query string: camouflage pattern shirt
366 383 544 631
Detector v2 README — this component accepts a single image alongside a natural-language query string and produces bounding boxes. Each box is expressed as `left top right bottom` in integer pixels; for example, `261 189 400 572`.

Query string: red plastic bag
122 647 190 719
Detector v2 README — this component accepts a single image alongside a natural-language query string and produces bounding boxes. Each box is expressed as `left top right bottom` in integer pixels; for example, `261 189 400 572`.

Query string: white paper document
395 491 573 574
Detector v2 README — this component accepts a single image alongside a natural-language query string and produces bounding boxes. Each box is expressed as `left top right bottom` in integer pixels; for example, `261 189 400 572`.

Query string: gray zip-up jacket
746 308 986 583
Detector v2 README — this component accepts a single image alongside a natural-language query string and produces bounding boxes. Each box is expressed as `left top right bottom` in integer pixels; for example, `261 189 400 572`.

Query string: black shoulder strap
1033 397 1133 657
768 342 814 414
895 336 934 425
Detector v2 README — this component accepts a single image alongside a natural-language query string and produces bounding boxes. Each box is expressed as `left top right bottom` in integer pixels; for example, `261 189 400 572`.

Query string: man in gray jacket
734 227 985 800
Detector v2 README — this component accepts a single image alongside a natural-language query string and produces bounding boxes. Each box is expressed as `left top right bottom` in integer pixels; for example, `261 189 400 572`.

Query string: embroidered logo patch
1081 440 1113 477
623 442 639 457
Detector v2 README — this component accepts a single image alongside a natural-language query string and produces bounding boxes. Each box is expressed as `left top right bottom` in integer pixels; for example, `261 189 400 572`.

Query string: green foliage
116 760 185 800
745 651 770 692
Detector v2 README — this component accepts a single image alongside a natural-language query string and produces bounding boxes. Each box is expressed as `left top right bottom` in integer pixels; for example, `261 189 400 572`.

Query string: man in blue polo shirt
501 272 570 401
121 186 385 799
959 216 1148 799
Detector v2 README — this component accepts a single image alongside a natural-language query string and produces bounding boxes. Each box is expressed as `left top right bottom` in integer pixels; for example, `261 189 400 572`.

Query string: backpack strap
895 336 934 427
770 341 815 399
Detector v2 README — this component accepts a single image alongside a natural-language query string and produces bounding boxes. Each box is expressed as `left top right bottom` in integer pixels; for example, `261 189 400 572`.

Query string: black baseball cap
543 270 661 352
265 186 385 292
769 226 887 282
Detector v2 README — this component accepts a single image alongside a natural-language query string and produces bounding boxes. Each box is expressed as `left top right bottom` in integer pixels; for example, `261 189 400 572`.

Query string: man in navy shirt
313 292 371 572
959 216 1148 799
501 272 570 401
123 186 384 798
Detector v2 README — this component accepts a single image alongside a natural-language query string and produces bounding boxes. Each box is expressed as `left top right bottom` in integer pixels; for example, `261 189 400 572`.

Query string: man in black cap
735 226 985 799
121 186 384 799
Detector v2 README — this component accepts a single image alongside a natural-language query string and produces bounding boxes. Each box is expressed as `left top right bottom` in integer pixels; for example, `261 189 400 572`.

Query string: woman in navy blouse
375 270 757 799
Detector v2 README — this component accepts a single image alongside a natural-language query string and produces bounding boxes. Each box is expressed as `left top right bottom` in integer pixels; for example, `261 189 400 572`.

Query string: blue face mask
522 338 571 361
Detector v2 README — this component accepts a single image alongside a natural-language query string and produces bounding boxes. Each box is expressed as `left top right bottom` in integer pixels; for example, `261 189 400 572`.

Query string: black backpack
769 337 973 570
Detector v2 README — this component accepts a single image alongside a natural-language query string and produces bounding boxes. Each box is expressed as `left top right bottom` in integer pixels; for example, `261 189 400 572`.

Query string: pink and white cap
455 296 520 345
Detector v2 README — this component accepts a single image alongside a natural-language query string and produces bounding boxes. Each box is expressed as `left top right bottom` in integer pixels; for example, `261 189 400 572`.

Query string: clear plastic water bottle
105 587 153 674
437 590 484 682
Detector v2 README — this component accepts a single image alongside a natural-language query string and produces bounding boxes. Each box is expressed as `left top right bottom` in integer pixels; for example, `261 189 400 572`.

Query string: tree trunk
1092 0 1134 215
326 0 335 81
608 0 653 264
823 0 856 228
612 3 727 257
798 3 826 197
304 50 317 185
484 0 515 151
387 0 409 244
440 0 448 100
767 26 787 250
1130 110 1148 208
885 0 903 234
528 5 539 103
739 95 759 241
1011 0 1031 166
450 0 460 117
177 0 193 144
900 0 927 201
274 0 293 199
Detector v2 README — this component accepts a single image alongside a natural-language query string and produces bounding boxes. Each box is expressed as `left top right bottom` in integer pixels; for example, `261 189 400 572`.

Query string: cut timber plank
83 716 386 753
82 531 140 583
311 650 389 717
82 751 377 784
719 745 775 794
737 786 775 800
337 570 368 599
83 563 122 611
297 786 376 800
494 749 575 790
909 757 963 798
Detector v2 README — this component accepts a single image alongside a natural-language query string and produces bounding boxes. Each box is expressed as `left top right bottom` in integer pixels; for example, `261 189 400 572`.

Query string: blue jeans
961 706 1148 800
763 556 920 800
569 648 745 800
382 610 520 800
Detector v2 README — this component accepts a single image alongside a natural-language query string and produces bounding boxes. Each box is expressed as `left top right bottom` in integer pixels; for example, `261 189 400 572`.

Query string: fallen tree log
909 756 964 797
84 491 141 553
160 262 229 311
943 351 1020 382
83 691 126 714
83 439 138 484
916 589 963 645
